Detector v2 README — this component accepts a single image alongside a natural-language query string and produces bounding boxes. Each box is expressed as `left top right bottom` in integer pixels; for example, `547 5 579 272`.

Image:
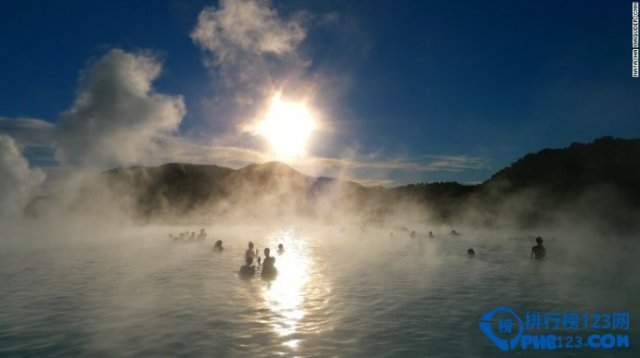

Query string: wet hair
535 236 543 244
467 248 475 256
215 240 222 247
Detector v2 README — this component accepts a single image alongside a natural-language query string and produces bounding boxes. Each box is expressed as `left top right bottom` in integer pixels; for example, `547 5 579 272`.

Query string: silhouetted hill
469 136 640 229
26 136 640 230
388 137 640 229
95 137 640 228
104 163 235 216
483 136 640 203
96 160 372 221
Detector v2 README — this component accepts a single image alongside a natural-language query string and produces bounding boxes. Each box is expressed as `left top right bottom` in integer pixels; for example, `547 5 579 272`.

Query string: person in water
531 237 546 260
245 242 256 261
467 248 475 257
239 256 255 279
214 240 223 251
197 228 207 240
428 231 434 238
261 248 277 279
277 243 284 255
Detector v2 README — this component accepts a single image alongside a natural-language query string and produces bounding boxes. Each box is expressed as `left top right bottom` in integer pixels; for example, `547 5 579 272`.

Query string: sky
0 0 639 187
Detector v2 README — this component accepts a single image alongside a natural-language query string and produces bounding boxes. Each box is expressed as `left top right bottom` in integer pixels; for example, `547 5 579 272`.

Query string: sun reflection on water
260 228 319 349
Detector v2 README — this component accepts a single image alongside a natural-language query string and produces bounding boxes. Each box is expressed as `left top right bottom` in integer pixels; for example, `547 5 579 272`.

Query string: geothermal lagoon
1 223 637 357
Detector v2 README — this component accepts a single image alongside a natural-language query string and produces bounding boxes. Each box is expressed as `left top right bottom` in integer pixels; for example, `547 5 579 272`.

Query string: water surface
1 225 638 356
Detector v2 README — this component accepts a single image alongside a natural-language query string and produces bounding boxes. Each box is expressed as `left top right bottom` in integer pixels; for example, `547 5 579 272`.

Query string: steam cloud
0 117 54 147
191 0 308 107
54 49 186 167
192 0 306 62
0 134 45 217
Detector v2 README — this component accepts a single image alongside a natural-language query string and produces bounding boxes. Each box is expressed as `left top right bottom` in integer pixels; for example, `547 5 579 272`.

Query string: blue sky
1 0 638 186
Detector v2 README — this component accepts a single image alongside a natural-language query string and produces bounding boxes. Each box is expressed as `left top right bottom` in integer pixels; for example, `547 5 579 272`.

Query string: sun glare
256 94 316 159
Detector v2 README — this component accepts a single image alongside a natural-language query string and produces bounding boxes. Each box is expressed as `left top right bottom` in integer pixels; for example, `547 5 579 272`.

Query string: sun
256 94 316 159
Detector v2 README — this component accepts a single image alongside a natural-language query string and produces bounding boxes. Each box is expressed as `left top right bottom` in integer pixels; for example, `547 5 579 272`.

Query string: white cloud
191 0 309 112
0 117 54 147
191 0 306 64
348 178 396 187
150 139 487 185
145 136 272 168
120 132 486 180
421 155 489 171
299 154 488 173
54 49 186 167
0 134 46 217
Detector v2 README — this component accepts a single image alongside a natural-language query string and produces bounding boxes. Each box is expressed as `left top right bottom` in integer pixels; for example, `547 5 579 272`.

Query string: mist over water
1 220 638 357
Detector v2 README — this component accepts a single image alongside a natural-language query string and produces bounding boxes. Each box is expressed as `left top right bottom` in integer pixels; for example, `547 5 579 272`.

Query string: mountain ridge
26 136 640 230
